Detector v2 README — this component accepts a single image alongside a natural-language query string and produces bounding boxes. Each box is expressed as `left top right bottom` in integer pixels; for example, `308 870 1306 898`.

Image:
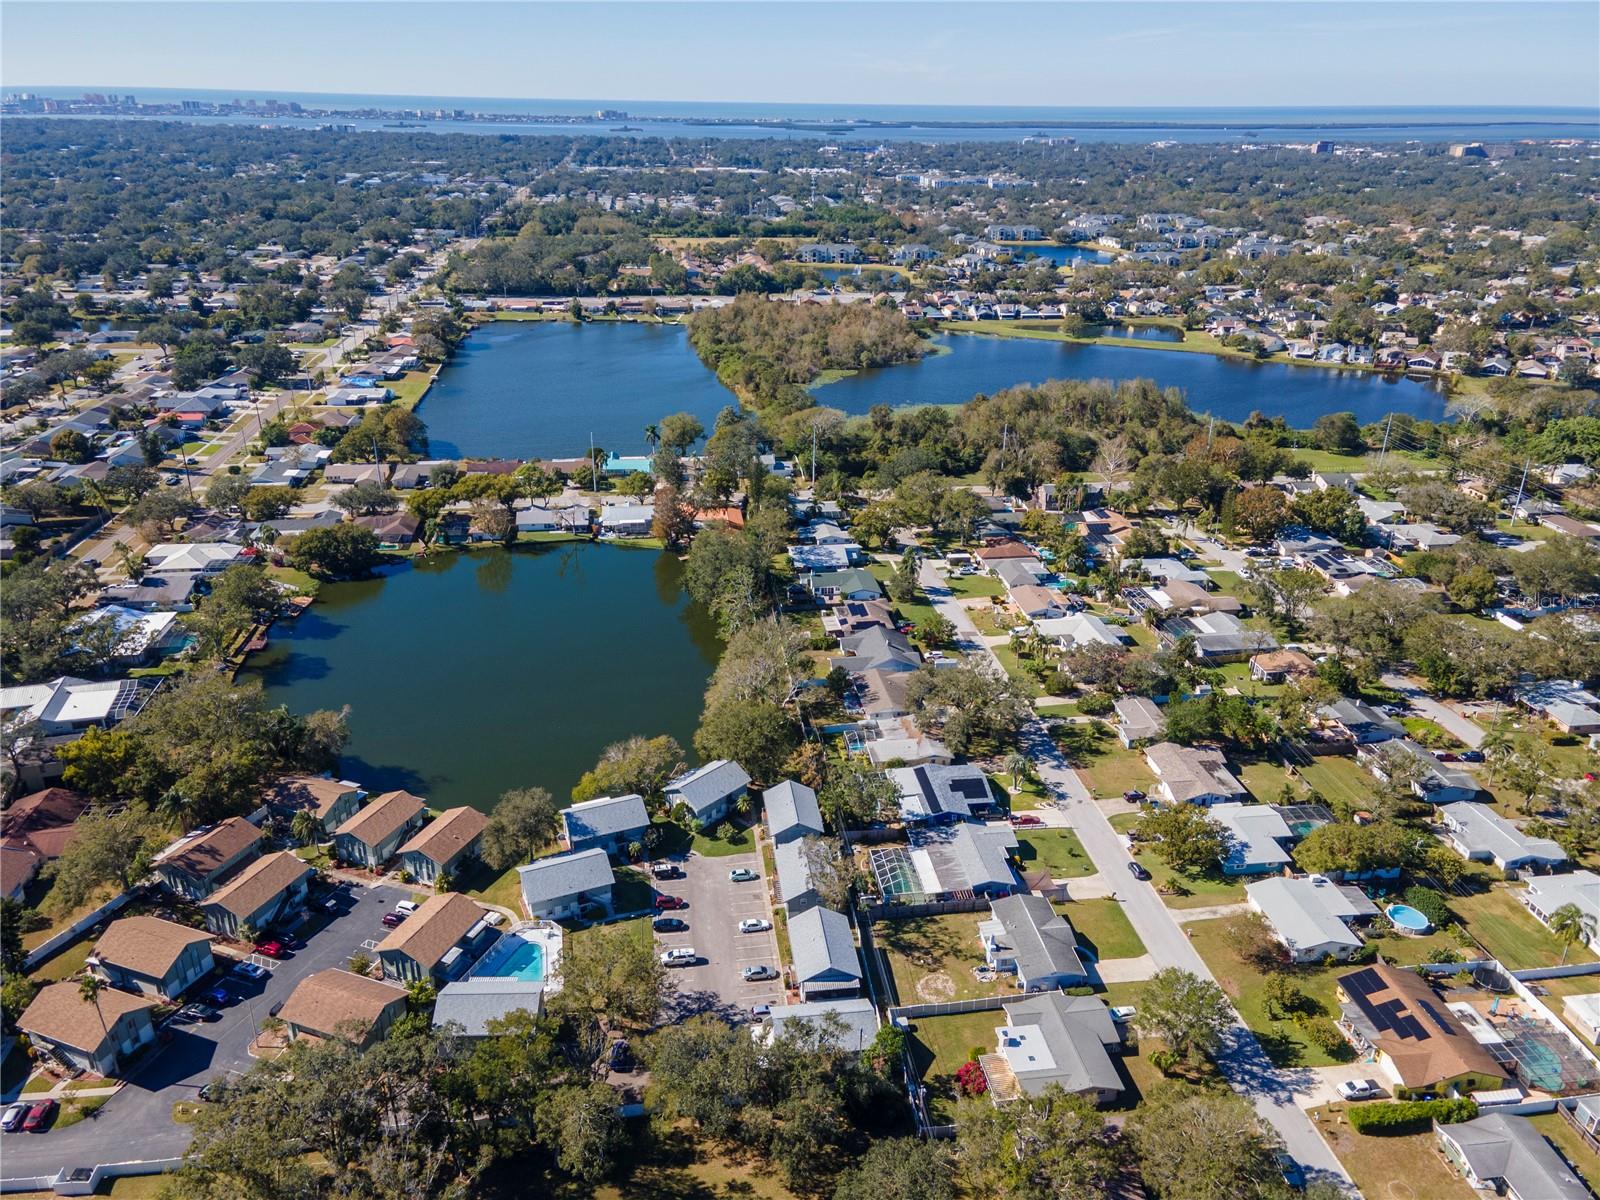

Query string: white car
1109 1005 1137 1022
483 911 507 927
660 947 697 967
738 918 773 933
1337 1079 1381 1101
394 899 420 915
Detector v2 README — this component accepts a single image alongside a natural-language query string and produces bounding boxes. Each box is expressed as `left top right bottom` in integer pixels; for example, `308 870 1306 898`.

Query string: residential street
918 560 1354 1190
1381 671 1486 748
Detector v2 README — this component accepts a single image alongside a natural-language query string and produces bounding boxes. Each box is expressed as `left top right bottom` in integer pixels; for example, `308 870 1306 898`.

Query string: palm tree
290 811 322 848
643 424 660 452
1004 752 1030 791
79 973 109 1050
1550 903 1596 965
1479 717 1513 765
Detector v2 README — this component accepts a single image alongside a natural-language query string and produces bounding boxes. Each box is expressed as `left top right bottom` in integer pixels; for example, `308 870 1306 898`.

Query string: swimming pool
1386 903 1433 934
469 924 563 985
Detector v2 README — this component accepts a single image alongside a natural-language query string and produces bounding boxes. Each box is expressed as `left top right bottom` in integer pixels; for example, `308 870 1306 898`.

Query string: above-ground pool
468 924 563 985
1386 903 1433 934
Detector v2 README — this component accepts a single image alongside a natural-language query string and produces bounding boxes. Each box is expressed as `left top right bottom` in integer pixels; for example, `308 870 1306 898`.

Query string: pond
1001 243 1115 266
419 321 738 459
242 543 722 811
1095 323 1185 343
420 320 1450 461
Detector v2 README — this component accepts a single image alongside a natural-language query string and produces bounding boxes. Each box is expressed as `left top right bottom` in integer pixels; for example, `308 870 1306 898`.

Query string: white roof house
1562 991 1600 1045
143 542 247 574
1209 803 1294 876
0 676 147 735
1520 871 1600 955
1113 697 1164 748
1034 613 1129 650
1246 875 1373 963
67 605 180 662
1436 804 1568 873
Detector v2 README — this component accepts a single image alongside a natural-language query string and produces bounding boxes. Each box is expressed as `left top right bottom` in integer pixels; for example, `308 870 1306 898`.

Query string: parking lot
651 849 783 1021
0 879 413 1179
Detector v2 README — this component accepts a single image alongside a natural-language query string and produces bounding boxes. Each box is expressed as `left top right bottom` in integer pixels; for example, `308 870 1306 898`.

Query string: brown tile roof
0 842 42 894
19 981 157 1054
1250 648 1315 675
91 916 211 981
376 892 483 971
397 807 487 867
265 775 363 821
975 541 1039 562
1 787 91 859
335 790 426 848
1336 963 1508 1090
202 851 313 921
158 817 261 880
277 969 406 1040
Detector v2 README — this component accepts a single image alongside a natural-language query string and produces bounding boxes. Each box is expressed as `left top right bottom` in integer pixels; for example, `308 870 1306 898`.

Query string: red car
1009 814 1044 827
252 940 285 959
381 911 407 928
654 895 687 911
22 1099 56 1133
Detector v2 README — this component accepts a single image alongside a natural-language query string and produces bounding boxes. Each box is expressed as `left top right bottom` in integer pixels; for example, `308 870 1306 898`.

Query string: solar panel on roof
1419 1001 1458 1036
949 777 988 800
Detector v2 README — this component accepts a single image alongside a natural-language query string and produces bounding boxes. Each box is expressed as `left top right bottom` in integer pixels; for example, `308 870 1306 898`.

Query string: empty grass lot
1310 1105 1477 1200
1014 828 1097 879
1061 898 1146 961
878 912 1006 1004
1450 885 1597 970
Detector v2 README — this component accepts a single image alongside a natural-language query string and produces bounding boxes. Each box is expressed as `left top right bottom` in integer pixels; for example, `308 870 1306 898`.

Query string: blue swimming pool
475 935 546 982
1386 903 1433 934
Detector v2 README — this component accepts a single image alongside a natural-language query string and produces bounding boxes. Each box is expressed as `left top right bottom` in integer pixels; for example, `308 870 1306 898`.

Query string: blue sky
3 1 1596 108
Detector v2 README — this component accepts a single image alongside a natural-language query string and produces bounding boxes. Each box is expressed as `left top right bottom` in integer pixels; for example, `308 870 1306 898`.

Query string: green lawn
1205 568 1251 597
1014 829 1096 879
992 643 1044 698
1124 839 1246 910
28 935 93 984
904 1009 1003 1122
878 912 1006 1004
612 867 654 914
1061 898 1146 961
1451 885 1597 970
1292 756 1379 810
1187 916 1353 1068
1054 725 1159 798
1311 1105 1477 1200
1527 1112 1600 1193
945 572 1004 599
990 773 1051 812
690 825 758 858
865 561 939 630
1035 701 1082 719
461 861 529 914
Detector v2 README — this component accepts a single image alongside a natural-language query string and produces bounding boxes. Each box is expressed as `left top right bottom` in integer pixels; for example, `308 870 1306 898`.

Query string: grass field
1128 843 1246 910
1310 1105 1477 1200
1450 885 1597 970
1055 726 1160 799
904 1009 1001 1122
878 912 1004 1004
992 643 1044 698
945 573 1004 600
1526 1112 1600 1193
1014 828 1097 878
1062 898 1146 961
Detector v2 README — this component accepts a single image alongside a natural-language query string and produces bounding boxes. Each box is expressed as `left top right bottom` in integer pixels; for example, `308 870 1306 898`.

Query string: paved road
1381 671 1485 748
652 849 782 1022
0 881 408 1181
917 560 1354 1191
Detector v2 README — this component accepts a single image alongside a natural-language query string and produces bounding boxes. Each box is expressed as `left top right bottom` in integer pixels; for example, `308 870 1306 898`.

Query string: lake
1096 323 1184 343
418 321 1450 459
242 543 722 811
419 321 738 459
1002 243 1114 267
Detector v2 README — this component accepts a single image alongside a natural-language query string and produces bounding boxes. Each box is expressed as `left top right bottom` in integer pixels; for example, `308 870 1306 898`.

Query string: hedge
1346 1097 1478 1134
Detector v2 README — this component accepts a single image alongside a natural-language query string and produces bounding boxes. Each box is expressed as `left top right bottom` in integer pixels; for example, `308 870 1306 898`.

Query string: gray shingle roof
432 978 544 1037
560 794 650 843
985 894 1086 983
789 906 861 986
666 760 751 819
517 848 615 908
763 997 879 1050
1441 1113 1591 1200
763 780 823 841
997 992 1122 1097
774 838 818 908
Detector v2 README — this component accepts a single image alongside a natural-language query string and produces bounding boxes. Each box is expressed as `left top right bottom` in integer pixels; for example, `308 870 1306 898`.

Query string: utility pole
1510 458 1530 526
810 421 818 490
1377 413 1393 471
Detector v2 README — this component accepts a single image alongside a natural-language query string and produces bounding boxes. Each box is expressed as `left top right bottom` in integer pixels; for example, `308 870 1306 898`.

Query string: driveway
0 881 410 1181
653 850 782 1021
1381 671 1486 748
918 559 1355 1191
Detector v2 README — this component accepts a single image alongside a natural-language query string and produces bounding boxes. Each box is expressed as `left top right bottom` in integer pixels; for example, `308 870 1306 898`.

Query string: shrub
1401 885 1450 926
1426 946 1463 965
1077 692 1115 716
1299 1017 1349 1057
1064 985 1096 997
955 1059 988 1097
1149 1048 1180 1075
1349 941 1378 965
1346 1098 1477 1134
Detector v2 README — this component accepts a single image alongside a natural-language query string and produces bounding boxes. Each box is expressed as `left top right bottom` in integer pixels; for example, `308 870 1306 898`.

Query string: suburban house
1144 742 1249 806
789 905 862 1001
376 892 495 985
1319 698 1405 744
517 848 616 921
665 760 751 829
0 786 90 865
1250 649 1315 684
806 567 881 603
908 822 1021 897
433 977 546 1036
1562 993 1600 1045
759 997 880 1051
18 981 159 1077
87 916 215 1000
1010 585 1069 621
1515 680 1600 735
980 992 1123 1106
597 503 654 537
142 543 247 574
1520 871 1600 955
1 844 41 901
264 775 365 835
278 969 409 1048
395 806 488 885
559 794 650 855
1334 964 1512 1097
1437 1112 1591 1200
977 894 1089 990
887 763 997 823
775 837 820 915
1210 803 1295 875
1436 804 1568 874
198 850 315 938
153 816 263 899
1034 612 1129 651
1158 612 1277 663
764 780 824 844
332 789 427 869
1113 697 1164 748
1246 875 1377 962
0 676 154 736
1361 739 1479 802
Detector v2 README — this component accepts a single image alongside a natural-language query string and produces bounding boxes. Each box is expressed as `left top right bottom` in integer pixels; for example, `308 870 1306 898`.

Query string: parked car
750 1003 773 1020
742 965 778 982
381 911 407 928
1109 1006 1138 1022
202 985 231 1007
650 862 682 880
652 916 687 933
1434 750 1461 762
654 895 687 911
394 900 420 915
231 961 268 981
1 1103 29 1132
1009 814 1044 827
738 918 773 933
198 1082 221 1102
320 894 341 912
607 1039 634 1073
1337 1079 1381 1101
1127 860 1152 881
660 947 697 967
483 911 507 927
22 1100 56 1133
176 1002 219 1023
252 939 286 959
1123 789 1146 802
1273 1151 1305 1191
1459 750 1485 763
728 867 760 883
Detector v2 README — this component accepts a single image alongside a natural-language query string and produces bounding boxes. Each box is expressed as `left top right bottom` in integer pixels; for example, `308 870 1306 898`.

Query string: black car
652 916 688 932
1459 750 1485 763
1127 860 1152 881
608 1040 635 1073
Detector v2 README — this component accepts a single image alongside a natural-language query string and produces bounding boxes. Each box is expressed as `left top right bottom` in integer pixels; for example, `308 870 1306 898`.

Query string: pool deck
467 921 564 990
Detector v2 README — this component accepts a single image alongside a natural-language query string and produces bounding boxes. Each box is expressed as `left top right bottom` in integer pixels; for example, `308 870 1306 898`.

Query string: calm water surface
1004 244 1114 266
421 322 1448 459
244 544 721 810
